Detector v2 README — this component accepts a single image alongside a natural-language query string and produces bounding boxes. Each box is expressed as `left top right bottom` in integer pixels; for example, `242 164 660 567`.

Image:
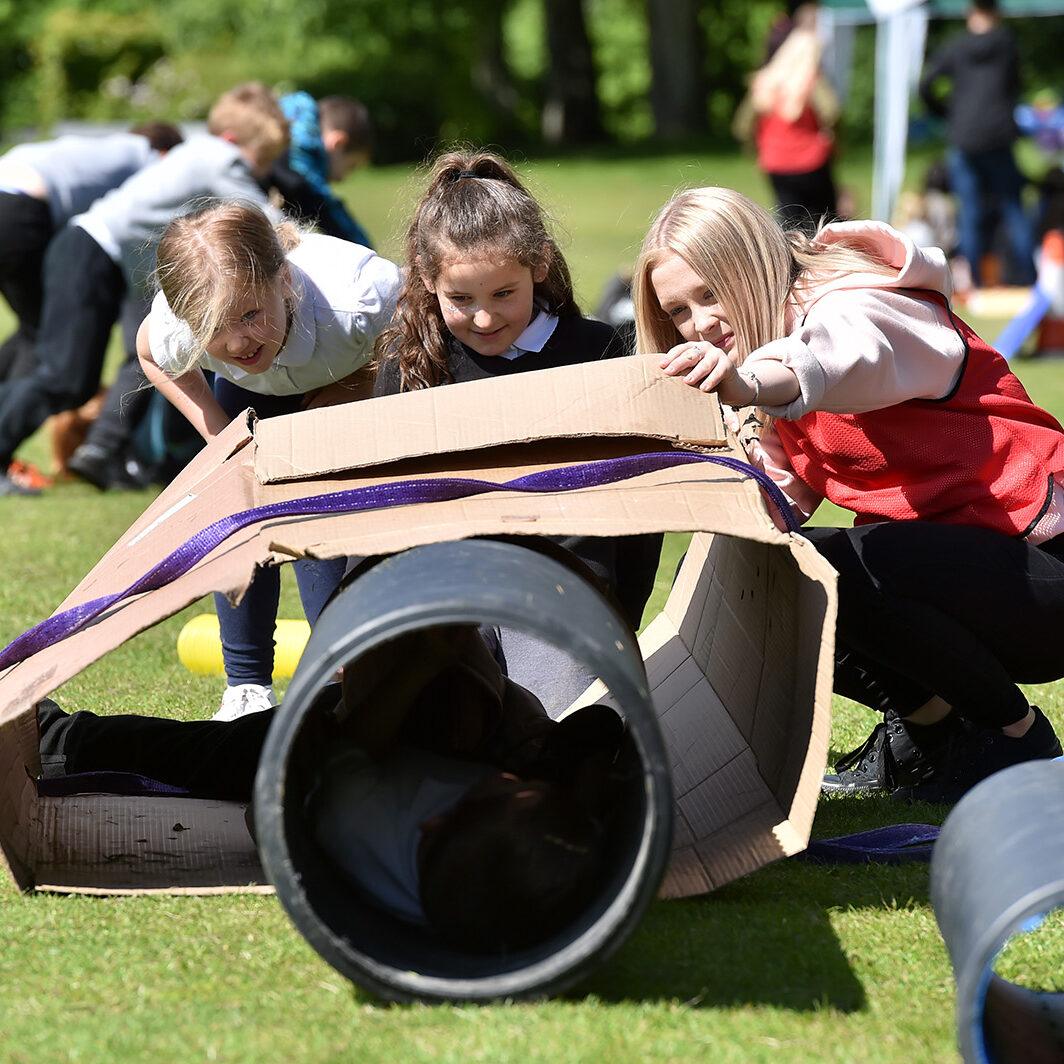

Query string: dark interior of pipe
268 629 654 982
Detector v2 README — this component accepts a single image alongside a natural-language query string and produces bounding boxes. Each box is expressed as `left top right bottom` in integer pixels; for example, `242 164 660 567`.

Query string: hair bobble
455 169 480 180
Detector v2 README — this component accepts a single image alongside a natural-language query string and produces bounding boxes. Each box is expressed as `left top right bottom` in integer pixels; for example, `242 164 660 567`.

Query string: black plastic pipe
930 758 1064 1063
253 537 674 1003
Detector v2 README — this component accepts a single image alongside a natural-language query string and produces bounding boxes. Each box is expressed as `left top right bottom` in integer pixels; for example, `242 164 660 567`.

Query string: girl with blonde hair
139 200 400 720
634 186 1064 803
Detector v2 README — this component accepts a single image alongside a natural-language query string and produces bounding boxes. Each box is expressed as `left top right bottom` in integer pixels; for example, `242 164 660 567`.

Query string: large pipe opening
253 538 674 1002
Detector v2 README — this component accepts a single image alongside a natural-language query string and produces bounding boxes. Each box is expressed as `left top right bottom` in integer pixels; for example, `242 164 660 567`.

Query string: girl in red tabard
632 185 1064 803
732 3 839 232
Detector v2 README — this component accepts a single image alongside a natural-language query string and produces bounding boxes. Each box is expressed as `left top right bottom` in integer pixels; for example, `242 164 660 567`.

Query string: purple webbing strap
800 823 940 864
0 449 800 670
36 770 192 798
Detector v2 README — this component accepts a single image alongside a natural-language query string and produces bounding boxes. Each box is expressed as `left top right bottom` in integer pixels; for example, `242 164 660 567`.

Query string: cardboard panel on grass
0 354 836 899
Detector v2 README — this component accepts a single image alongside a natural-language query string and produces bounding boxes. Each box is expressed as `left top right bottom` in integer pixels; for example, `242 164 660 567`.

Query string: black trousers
769 163 838 234
78 293 154 454
37 698 274 802
34 628 557 801
0 226 124 465
805 522 1064 728
0 192 53 383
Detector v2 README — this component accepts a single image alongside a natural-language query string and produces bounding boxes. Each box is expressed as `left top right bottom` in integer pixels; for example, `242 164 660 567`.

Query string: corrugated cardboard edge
252 353 727 482
32 796 269 896
579 530 836 898
652 531 836 896
0 710 43 890
0 450 779 732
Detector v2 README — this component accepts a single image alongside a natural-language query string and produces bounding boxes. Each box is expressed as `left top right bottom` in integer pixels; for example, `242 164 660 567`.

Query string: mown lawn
1 145 1061 1064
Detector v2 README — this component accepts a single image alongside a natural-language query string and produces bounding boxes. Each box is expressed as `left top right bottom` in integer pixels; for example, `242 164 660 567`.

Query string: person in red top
732 2 840 233
632 184 1064 803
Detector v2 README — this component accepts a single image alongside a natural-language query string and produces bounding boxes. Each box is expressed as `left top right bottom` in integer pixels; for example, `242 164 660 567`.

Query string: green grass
2 147 1063 1064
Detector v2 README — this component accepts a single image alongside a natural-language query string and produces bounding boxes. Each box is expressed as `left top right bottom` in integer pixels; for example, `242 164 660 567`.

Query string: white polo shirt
148 232 400 395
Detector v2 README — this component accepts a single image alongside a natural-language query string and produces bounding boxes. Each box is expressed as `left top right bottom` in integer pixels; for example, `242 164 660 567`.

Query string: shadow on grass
579 891 867 1011
579 793 950 1011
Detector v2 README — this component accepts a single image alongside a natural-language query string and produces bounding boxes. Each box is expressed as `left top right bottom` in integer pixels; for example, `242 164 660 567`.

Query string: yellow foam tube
177 613 311 679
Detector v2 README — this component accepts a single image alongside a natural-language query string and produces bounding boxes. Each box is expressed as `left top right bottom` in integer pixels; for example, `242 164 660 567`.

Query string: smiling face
204 273 290 374
649 250 736 357
426 253 547 358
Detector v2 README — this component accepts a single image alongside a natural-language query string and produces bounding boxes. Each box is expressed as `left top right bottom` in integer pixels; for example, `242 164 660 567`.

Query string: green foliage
315 0 531 159
0 1 39 134
587 0 652 142
2 3 1063 186
1013 14 1064 101
32 7 167 127
0 0 794 159
700 1 775 140
0 0 842 156
839 25 878 147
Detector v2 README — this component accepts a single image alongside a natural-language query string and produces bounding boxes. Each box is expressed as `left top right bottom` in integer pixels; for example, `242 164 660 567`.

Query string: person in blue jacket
272 92 375 248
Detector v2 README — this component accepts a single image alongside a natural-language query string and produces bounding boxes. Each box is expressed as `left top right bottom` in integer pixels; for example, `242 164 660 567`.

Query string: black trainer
67 444 151 491
821 710 962 795
65 443 113 490
896 706 1063 805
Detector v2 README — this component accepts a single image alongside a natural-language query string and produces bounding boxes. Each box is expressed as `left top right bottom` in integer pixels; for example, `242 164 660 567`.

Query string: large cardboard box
0 354 835 897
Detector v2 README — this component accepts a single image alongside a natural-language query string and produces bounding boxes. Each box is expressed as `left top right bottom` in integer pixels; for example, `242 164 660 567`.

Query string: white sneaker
213 683 278 722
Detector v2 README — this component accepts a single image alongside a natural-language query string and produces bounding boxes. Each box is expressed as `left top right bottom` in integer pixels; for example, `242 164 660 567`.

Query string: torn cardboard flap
646 532 835 897
574 529 835 898
0 353 834 899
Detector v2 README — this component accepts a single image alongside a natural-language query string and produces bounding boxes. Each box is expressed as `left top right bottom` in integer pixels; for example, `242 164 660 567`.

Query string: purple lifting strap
801 823 940 864
0 450 801 670
36 770 192 799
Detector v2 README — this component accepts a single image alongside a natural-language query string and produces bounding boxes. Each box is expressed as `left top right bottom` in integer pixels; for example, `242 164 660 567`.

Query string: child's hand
659 341 754 406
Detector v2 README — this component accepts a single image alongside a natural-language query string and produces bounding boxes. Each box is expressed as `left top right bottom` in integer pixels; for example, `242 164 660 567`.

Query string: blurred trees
0 0 782 158
646 0 706 141
542 0 606 144
2 0 1061 163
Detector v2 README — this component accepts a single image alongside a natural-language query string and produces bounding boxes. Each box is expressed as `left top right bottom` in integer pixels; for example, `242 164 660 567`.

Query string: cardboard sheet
0 353 835 897
253 354 727 482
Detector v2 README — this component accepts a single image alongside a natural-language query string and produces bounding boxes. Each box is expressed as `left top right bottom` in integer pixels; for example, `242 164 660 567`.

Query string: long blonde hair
155 201 302 370
374 147 580 391
633 186 892 364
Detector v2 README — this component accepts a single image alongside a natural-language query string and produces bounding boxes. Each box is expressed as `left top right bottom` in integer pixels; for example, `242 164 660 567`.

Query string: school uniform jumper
375 312 663 716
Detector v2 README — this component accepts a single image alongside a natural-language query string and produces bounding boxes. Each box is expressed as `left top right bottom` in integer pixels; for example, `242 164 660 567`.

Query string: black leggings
0 191 52 383
37 699 274 802
804 522 1064 729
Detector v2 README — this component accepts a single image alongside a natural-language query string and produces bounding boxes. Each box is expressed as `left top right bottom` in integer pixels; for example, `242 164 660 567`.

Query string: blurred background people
919 0 1037 288
732 2 840 233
